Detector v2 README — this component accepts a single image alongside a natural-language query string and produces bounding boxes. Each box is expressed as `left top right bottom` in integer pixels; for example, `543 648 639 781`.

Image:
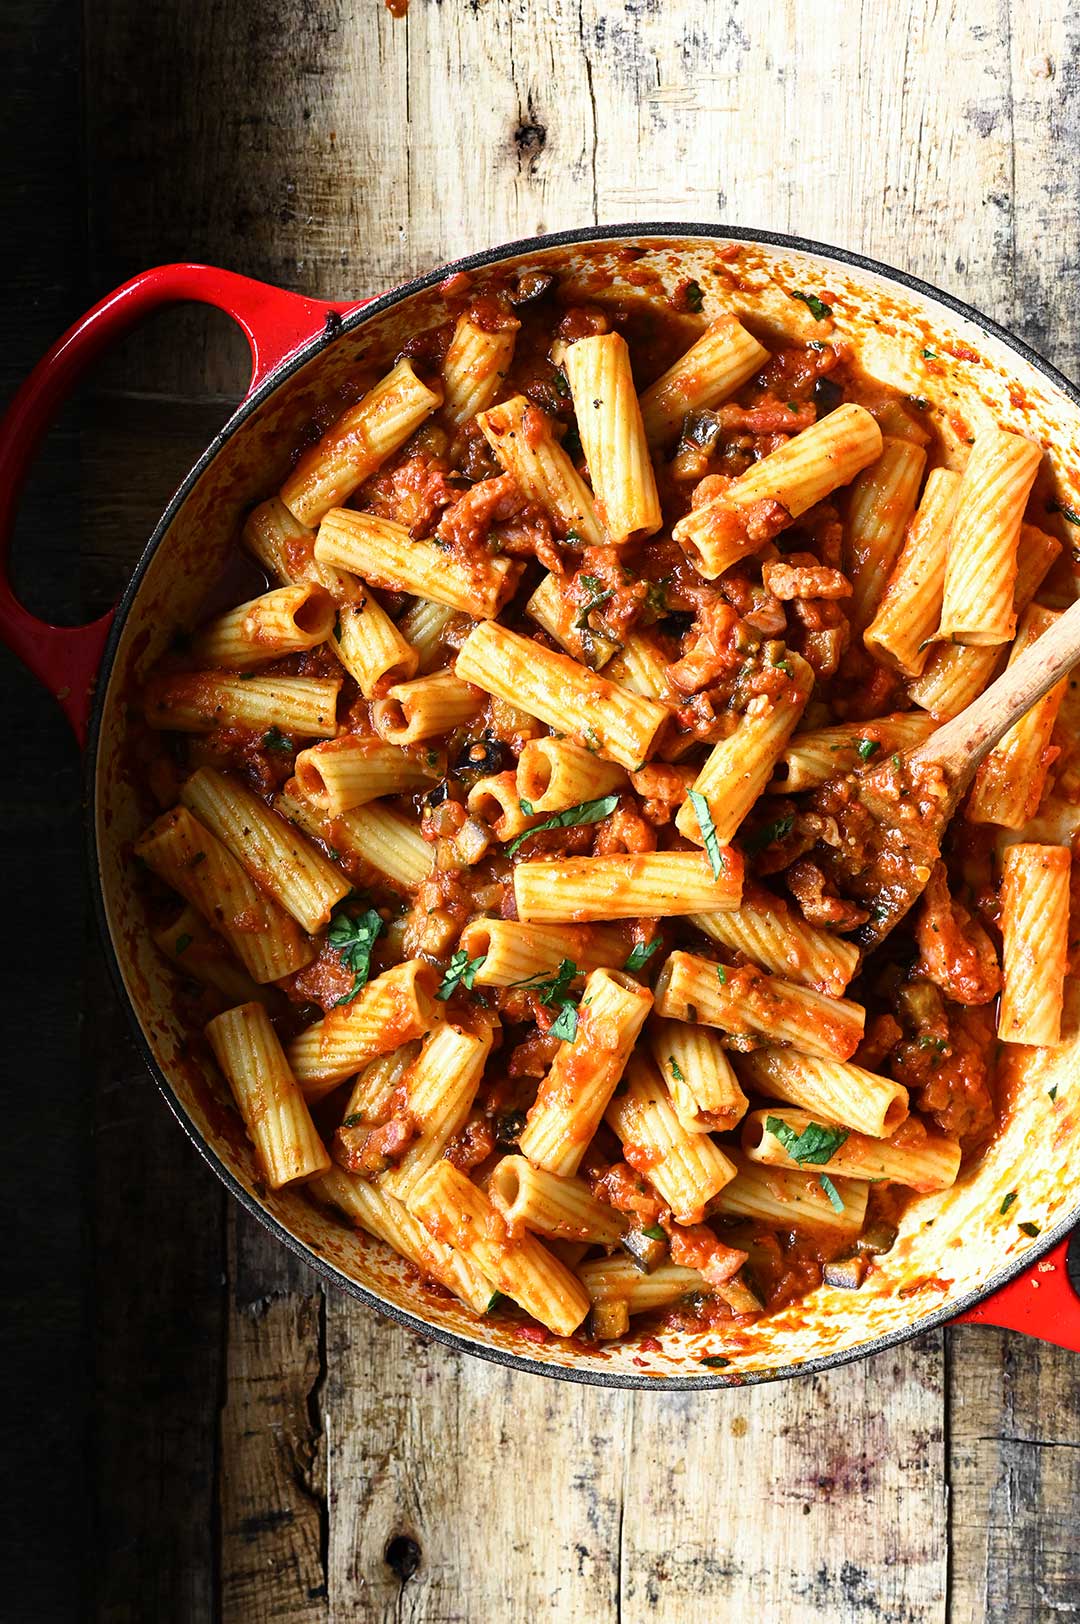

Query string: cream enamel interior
93 232 1080 1382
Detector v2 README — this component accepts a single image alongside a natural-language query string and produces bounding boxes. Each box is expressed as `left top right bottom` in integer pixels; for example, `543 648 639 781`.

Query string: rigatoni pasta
133 261 1062 1353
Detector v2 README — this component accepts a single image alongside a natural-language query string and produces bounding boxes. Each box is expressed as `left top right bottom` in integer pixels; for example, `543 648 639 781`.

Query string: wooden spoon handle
910 594 1080 786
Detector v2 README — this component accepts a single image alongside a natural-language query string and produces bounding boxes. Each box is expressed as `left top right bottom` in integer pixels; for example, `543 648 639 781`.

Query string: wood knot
385 1534 421 1582
514 121 547 170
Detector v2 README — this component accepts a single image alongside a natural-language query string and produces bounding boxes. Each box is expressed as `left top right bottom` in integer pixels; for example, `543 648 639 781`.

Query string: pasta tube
442 309 519 426
564 332 661 542
181 766 349 933
315 508 518 620
526 573 619 669
488 1156 625 1244
286 961 442 1100
843 437 927 630
206 1003 330 1187
380 1022 495 1201
399 596 456 672
742 1108 960 1193
476 395 603 545
372 668 483 745
863 468 961 676
242 496 363 603
653 952 864 1062
517 968 653 1175
513 851 743 924
135 806 314 983
294 735 435 815
516 736 625 815
151 905 275 1010
736 1048 908 1138
674 652 813 843
966 606 1068 827
998 843 1070 1046
605 1055 736 1223
332 596 418 697
275 780 433 891
649 1018 748 1133
909 522 1061 718
311 1167 493 1314
713 1154 868 1236
406 1161 591 1336
456 918 627 988
191 583 336 669
689 888 858 997
281 358 443 525
771 710 935 793
455 621 668 771
937 427 1044 646
673 404 883 577
144 672 340 737
638 316 769 446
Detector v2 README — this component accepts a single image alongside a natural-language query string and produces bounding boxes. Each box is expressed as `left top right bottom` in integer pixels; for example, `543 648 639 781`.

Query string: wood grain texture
3 0 1078 1620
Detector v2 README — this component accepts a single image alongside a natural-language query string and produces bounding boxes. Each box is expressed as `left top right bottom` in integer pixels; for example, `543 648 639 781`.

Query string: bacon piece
914 861 1002 1007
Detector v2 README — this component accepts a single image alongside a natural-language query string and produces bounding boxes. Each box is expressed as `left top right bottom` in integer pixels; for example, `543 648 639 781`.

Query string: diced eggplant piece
511 269 556 306
854 1220 899 1257
823 1254 869 1290
813 376 844 417
718 1274 763 1315
621 1226 668 1273
590 1299 630 1340
678 408 723 453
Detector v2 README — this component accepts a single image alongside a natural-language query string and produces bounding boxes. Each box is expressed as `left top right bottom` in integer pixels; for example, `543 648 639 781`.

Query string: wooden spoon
812 594 1080 948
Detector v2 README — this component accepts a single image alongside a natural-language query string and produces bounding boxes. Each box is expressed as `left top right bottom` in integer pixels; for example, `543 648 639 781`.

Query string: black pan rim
84 220 1080 1390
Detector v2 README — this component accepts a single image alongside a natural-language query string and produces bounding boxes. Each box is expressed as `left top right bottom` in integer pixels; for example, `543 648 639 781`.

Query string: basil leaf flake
818 1173 845 1212
766 1115 849 1166
505 794 618 857
328 906 384 1006
688 789 726 880
436 947 486 1001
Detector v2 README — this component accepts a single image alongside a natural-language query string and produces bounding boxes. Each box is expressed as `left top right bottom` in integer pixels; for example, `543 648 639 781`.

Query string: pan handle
0 263 363 743
951 1227 1080 1350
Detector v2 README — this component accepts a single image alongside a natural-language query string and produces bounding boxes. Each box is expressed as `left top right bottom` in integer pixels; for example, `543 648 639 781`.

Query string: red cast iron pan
1 226 1077 1387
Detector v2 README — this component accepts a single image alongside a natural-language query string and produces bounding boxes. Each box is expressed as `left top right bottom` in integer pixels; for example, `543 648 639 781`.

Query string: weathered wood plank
325 1309 623 1622
948 1328 1080 1623
620 1343 947 1623
220 1210 329 1624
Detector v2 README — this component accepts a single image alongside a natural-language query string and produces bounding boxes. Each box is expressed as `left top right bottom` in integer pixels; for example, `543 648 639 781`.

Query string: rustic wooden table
5 1 1079 1619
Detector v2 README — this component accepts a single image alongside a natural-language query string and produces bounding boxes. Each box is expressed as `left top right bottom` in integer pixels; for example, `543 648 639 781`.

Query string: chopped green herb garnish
688 789 726 881
1047 499 1080 525
999 1191 1018 1215
505 793 618 856
552 368 570 399
766 1115 849 1166
341 1113 366 1129
918 1035 948 1054
669 1056 685 1083
262 726 292 752
1018 1221 1041 1238
565 528 583 544
909 395 932 411
624 938 662 973
436 948 486 1000
922 348 937 360
174 933 193 955
512 958 578 1006
239 671 256 680
328 906 384 1005
574 573 613 630
1048 1084 1059 1102
891 753 902 769
791 290 832 321
742 815 794 854
519 797 534 816
486 1291 508 1312
856 738 879 762
548 1001 579 1043
327 846 341 862
684 280 704 312
642 1223 667 1241
819 1173 845 1212
700 1355 731 1368
716 965 728 986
